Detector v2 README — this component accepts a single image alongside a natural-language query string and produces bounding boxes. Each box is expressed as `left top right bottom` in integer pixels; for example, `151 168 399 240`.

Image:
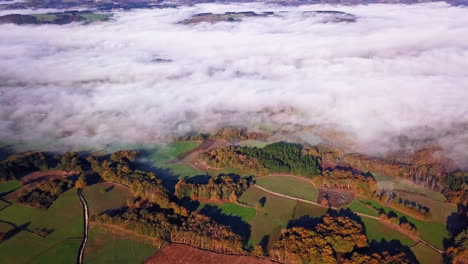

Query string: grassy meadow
83 182 133 216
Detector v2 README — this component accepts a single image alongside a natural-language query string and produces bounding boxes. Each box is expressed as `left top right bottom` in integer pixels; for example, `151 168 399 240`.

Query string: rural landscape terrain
0 128 467 263
0 0 467 263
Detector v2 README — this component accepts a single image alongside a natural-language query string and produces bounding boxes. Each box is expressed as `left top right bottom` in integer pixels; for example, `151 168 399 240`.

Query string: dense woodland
0 152 49 181
201 142 321 177
175 175 251 202
270 214 410 264
18 178 73 209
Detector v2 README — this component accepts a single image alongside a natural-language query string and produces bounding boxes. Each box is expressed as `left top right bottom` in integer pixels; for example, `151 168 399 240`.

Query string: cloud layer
0 3 467 166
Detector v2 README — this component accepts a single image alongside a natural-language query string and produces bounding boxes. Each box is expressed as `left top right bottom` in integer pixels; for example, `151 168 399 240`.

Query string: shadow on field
199 204 251 240
369 239 419 264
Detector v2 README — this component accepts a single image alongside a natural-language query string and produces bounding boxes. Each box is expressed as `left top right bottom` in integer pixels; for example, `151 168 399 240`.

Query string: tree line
175 174 252 202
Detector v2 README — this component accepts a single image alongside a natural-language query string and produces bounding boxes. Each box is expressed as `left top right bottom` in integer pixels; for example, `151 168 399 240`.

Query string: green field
360 198 449 250
255 176 318 202
80 13 109 22
238 186 326 248
83 182 133 216
0 189 83 263
0 180 22 196
84 225 157 264
197 202 256 222
139 142 203 178
361 217 443 264
410 242 443 264
238 140 269 148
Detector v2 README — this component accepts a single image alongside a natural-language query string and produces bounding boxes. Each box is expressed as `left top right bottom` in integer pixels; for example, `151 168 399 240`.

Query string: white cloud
0 2 467 167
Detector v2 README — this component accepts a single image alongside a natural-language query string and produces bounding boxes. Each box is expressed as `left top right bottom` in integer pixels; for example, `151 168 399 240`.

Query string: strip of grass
360 198 448 250
83 182 133 216
197 202 256 223
0 189 83 263
84 225 157 264
255 176 318 202
346 200 379 217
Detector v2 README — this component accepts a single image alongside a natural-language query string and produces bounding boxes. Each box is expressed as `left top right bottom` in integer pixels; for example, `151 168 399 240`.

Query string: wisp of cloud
0 3 467 166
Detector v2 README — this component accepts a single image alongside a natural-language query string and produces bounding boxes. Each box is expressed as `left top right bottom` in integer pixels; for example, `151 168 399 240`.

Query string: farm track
77 189 89 264
251 184 444 254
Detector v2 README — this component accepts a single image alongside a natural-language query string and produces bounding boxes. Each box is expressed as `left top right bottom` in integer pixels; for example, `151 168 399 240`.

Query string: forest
201 142 321 177
18 178 74 209
0 152 49 181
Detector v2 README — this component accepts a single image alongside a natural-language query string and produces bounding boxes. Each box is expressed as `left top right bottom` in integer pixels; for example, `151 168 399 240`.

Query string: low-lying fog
0 3 467 166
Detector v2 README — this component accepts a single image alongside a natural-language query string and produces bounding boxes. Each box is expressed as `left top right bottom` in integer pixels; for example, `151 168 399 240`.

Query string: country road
77 189 89 264
252 184 444 254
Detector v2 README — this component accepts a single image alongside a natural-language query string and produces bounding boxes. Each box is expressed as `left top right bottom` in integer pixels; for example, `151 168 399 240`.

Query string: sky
0 3 467 166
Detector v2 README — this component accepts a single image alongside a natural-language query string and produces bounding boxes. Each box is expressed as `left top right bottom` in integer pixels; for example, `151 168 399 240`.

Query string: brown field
145 244 275 264
168 139 230 171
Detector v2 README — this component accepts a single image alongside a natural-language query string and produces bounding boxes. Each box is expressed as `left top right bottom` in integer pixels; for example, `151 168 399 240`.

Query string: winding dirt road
77 189 89 264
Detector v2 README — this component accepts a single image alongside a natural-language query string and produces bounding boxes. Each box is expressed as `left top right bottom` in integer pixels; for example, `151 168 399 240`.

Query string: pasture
83 182 133 216
360 198 449 250
238 186 327 248
372 173 446 201
0 189 83 263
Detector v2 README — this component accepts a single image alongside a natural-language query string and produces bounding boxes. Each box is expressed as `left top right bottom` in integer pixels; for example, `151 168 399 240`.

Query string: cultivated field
255 176 319 202
145 244 274 264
